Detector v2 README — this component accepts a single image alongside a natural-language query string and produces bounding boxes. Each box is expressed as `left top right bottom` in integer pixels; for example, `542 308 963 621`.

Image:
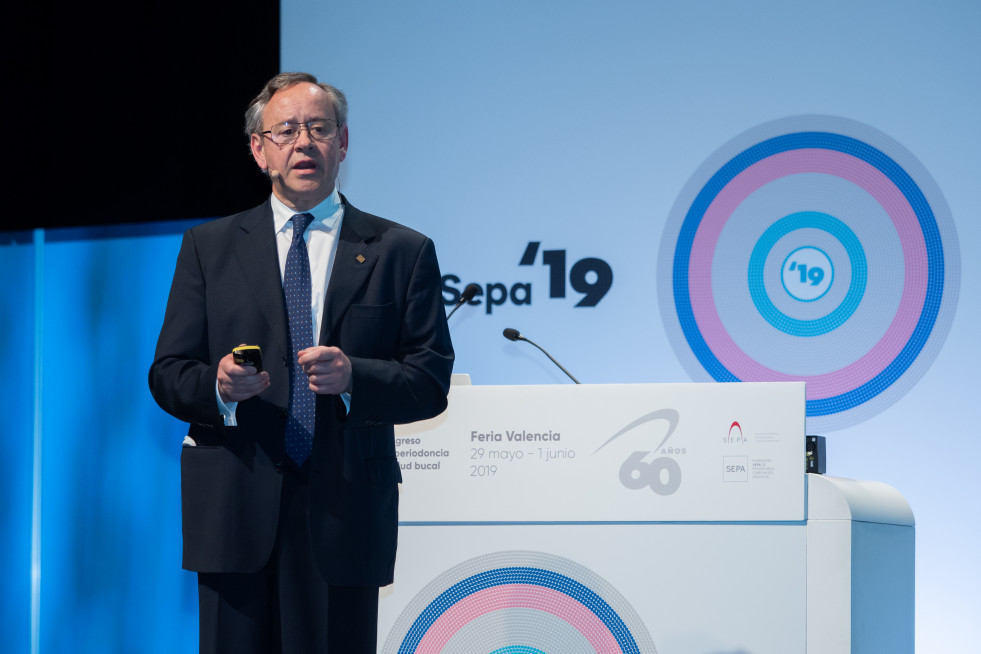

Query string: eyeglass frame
260 119 342 145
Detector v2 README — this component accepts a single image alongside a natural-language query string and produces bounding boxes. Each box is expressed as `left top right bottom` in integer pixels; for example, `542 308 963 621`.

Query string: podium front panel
395 382 806 523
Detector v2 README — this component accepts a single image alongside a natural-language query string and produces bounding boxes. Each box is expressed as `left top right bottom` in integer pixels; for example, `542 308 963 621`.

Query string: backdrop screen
2 1 977 652
280 1 978 651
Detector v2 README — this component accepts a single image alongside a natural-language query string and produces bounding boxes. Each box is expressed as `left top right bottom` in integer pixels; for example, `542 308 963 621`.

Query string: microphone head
461 283 481 302
502 328 522 342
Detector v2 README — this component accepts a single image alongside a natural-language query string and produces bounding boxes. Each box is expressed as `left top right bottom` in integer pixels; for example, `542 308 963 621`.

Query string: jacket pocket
365 456 402 484
347 303 393 320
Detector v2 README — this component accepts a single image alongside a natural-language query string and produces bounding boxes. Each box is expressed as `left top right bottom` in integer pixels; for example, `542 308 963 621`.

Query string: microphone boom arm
503 328 580 384
523 336 581 384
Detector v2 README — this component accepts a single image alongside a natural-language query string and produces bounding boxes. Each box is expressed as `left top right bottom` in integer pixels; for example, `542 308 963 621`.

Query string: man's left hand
298 346 353 395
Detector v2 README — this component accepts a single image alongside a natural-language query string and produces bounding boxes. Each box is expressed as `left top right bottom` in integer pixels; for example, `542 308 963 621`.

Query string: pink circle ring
688 148 927 401
666 126 952 419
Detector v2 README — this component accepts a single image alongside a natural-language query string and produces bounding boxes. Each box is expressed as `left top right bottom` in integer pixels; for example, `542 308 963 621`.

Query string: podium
380 383 914 654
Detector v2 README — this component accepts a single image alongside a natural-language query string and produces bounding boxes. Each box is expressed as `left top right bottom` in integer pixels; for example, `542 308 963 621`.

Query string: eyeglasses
261 120 339 145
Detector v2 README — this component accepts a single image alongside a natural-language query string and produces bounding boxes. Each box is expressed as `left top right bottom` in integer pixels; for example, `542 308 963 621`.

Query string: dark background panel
10 0 280 227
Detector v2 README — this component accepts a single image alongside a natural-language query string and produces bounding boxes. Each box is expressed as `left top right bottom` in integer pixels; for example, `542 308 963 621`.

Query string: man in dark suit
148 72 453 653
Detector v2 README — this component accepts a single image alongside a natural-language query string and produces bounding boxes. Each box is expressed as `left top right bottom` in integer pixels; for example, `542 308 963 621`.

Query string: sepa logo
723 456 749 482
443 241 614 314
594 409 684 496
725 421 747 444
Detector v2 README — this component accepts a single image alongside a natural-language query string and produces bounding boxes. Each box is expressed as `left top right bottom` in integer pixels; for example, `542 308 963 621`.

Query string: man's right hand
217 346 270 403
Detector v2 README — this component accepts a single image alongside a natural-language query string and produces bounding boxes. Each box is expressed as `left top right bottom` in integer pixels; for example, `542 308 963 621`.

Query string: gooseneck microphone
447 283 481 319
502 327 581 384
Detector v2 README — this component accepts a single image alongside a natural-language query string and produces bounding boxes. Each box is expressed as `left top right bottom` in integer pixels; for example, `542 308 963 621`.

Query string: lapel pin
355 254 366 264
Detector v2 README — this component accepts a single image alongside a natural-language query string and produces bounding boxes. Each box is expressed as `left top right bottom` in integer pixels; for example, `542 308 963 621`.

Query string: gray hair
244 72 348 136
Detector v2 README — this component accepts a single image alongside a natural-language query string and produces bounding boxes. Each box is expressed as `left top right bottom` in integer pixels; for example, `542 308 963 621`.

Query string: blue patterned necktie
284 213 316 464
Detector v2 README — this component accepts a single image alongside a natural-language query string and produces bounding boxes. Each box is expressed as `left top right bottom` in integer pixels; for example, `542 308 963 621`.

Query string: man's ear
250 132 267 170
337 124 349 163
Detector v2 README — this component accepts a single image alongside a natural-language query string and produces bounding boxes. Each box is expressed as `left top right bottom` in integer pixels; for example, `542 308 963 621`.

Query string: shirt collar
270 188 343 235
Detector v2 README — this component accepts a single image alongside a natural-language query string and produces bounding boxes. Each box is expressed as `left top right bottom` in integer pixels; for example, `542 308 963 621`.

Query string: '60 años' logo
594 409 683 496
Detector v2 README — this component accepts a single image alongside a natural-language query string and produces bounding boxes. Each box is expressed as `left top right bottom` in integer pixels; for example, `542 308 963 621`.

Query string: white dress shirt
216 189 346 428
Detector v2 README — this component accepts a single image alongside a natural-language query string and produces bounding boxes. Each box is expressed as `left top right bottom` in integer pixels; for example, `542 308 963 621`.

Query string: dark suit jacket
148 196 453 587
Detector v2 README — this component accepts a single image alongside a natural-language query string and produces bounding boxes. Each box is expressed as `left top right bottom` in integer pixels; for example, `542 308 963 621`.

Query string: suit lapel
319 201 378 345
233 200 289 345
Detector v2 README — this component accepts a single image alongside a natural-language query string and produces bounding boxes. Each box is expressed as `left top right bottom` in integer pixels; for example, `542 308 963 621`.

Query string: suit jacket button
282 355 289 366
275 461 283 473
280 408 288 418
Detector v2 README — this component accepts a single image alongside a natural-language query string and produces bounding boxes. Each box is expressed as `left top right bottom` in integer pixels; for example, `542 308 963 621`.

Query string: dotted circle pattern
382 551 658 654
748 211 866 336
658 116 959 430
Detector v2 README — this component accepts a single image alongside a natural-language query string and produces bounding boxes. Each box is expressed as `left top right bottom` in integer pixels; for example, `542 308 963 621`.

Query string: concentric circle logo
658 116 960 431
382 550 658 654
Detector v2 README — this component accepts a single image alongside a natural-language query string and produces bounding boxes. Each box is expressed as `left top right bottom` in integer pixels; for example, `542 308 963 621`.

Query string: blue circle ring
398 567 641 654
748 211 866 336
672 132 944 416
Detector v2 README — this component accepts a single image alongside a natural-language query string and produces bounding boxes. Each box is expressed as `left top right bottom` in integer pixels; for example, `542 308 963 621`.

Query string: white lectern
379 383 914 654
